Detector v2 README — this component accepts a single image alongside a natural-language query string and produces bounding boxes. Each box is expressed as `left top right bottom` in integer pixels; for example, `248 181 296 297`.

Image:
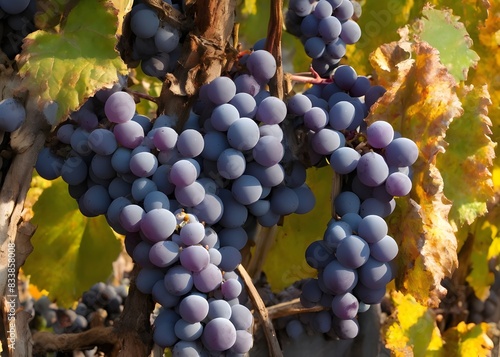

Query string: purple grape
323 220 352 249
154 25 179 53
130 151 158 177
231 174 263 205
88 128 117 155
322 260 357 294
333 65 357 91
207 77 236 105
179 294 209 323
201 131 229 161
177 129 204 158
170 159 198 187
385 172 412 196
270 185 299 215
334 0 354 20
301 14 320 37
119 204 145 232
180 245 210 272
81 185 111 216
191 193 224 225
202 318 237 351
174 320 203 341
326 37 346 59
335 234 370 269
365 85 387 109
366 121 394 149
218 189 248 228
340 20 361 44
329 101 355 130
304 107 328 131
312 310 332 333
287 94 312 116
229 304 253 330
218 227 248 250
153 127 178 151
221 278 243 300
311 128 344 155
113 121 144 149
131 177 158 201
153 308 179 348
293 184 316 214
304 37 325 59
229 92 258 118
149 240 179 268
330 147 360 174
36 148 64 180
140 208 177 242
359 197 394 218
105 91 136 123
218 246 242 272
332 317 359 339
164 265 193 296
208 299 232 320
354 283 386 304
370 235 399 262
301 278 322 303
349 76 371 97
211 103 240 131
314 0 333 18
227 117 260 150
144 190 170 211
193 263 222 293
318 16 341 42
358 257 393 290
305 240 333 269
175 181 205 207
136 268 164 294
130 8 159 38
246 50 277 83
217 148 246 179
245 162 285 187
332 292 359 320
234 74 261 96
357 215 388 243
334 191 360 216
286 320 305 339
231 330 253 354
356 152 389 187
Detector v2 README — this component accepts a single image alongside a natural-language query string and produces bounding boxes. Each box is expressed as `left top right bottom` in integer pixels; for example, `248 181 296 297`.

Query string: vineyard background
0 0 499 356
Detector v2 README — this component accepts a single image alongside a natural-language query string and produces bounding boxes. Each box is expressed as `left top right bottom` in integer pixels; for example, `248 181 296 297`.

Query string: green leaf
412 6 480 82
436 85 495 228
23 178 121 307
18 0 127 124
262 166 332 291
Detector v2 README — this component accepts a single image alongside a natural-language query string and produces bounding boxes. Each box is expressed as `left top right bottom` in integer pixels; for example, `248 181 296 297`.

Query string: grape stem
237 264 284 357
124 89 158 104
289 66 333 85
264 298 325 320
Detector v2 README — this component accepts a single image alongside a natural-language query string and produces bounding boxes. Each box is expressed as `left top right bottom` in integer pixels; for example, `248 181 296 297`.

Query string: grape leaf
18 0 128 124
436 85 495 228
384 291 443 357
441 321 494 356
23 178 121 307
412 6 480 82
368 38 462 306
262 167 332 291
466 206 500 300
345 0 426 76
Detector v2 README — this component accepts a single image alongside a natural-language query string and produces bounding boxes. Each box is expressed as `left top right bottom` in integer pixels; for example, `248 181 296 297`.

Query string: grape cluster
35 48 320 353
285 0 361 76
130 214 254 355
286 66 418 338
128 1 184 79
0 0 36 59
26 281 128 335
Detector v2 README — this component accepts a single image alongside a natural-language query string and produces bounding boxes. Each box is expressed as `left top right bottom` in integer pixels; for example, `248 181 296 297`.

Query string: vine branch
266 0 284 99
237 264 283 357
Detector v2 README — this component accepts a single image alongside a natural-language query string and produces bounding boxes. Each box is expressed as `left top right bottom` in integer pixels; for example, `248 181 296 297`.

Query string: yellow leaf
442 321 494 356
241 0 257 15
368 39 462 306
384 291 443 357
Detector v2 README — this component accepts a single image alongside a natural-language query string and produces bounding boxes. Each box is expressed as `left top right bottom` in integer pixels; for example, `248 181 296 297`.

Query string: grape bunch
129 214 254 355
128 1 184 79
285 0 362 76
0 0 36 59
34 48 320 353
26 281 128 335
